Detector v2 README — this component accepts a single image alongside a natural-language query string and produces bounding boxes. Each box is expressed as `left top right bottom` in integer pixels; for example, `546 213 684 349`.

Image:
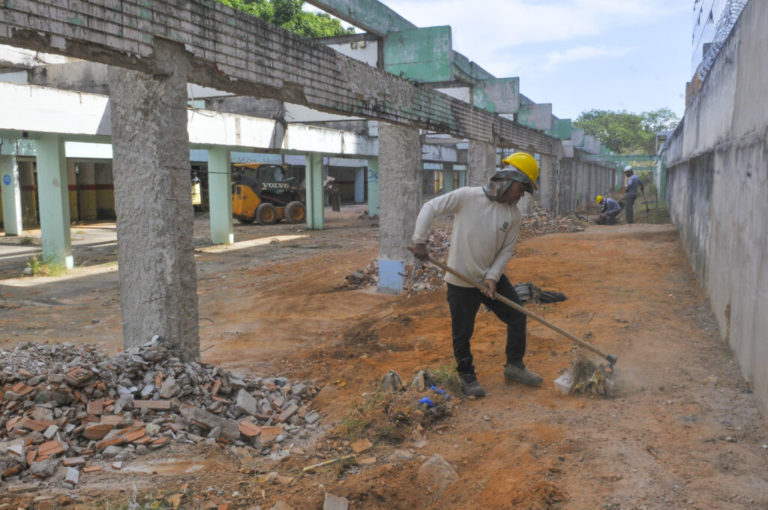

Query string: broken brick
238 421 261 438
84 422 114 440
87 399 104 415
134 400 171 410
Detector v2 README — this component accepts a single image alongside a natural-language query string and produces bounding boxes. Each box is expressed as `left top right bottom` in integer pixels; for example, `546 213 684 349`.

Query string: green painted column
367 157 379 217
36 134 73 268
305 153 324 229
0 155 23 236
442 163 454 193
207 148 233 245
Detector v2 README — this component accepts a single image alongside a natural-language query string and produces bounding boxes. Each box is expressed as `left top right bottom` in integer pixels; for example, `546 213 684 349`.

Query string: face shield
483 169 533 201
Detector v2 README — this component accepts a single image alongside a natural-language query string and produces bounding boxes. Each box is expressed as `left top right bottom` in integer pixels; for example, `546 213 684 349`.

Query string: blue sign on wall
2 174 11 186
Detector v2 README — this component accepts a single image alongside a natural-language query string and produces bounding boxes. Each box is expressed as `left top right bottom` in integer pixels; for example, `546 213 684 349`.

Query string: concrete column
78 162 98 220
538 154 557 212
0 156 23 235
36 134 73 268
442 163 454 193
367 158 379 217
67 161 78 222
305 152 324 229
95 163 115 219
20 161 37 227
207 148 233 244
468 140 496 187
107 39 199 361
377 123 420 294
354 167 365 203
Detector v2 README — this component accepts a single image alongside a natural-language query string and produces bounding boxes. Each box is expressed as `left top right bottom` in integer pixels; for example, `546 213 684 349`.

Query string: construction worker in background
412 152 543 398
622 165 644 224
595 195 622 225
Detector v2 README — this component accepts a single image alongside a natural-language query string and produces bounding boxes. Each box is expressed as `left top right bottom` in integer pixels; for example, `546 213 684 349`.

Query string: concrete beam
0 82 378 157
304 0 415 37
517 103 553 131
473 78 520 114
0 0 557 154
383 26 453 83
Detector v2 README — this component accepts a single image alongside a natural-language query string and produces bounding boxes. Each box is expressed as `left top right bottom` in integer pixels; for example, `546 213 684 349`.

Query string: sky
373 0 693 121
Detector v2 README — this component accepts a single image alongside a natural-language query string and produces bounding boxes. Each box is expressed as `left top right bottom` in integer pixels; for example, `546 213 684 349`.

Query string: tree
217 0 354 37
574 108 679 154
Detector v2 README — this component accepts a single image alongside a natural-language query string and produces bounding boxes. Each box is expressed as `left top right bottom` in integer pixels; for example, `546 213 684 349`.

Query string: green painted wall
473 77 519 114
384 26 453 83
548 118 572 140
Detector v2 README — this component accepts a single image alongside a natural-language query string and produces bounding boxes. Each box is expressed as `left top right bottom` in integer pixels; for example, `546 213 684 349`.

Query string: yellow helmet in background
596 195 604 204
501 152 539 191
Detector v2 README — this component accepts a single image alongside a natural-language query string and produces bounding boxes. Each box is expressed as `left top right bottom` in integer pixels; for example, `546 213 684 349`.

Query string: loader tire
285 201 306 224
256 203 278 225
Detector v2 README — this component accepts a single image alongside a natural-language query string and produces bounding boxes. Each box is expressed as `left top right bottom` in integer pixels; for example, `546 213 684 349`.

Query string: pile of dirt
0 337 320 488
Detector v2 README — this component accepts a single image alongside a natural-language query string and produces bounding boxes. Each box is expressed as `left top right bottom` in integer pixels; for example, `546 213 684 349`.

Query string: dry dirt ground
1 205 767 509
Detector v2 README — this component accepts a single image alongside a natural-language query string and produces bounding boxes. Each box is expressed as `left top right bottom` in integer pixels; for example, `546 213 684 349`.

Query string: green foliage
216 0 354 37
24 254 66 277
19 236 34 245
574 108 679 155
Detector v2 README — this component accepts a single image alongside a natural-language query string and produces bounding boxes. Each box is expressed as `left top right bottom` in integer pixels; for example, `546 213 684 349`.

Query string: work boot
503 363 543 387
459 374 486 398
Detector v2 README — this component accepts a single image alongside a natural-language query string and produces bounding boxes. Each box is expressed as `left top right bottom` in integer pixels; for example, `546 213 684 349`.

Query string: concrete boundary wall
666 0 768 416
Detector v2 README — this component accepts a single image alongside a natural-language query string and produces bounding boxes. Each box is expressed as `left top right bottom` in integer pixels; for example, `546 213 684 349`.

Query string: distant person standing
622 166 644 224
595 195 621 225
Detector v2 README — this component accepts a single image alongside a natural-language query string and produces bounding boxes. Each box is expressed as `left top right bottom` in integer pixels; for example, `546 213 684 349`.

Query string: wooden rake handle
409 247 617 366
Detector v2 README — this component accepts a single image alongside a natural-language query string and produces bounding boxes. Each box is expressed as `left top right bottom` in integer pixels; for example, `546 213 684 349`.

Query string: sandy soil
1 206 767 509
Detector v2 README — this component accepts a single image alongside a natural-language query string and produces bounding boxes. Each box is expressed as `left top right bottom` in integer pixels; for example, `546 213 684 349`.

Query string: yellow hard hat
596 195 603 204
501 152 539 191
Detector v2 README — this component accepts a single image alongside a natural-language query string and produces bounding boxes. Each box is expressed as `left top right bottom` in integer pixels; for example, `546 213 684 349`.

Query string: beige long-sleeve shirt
412 187 521 288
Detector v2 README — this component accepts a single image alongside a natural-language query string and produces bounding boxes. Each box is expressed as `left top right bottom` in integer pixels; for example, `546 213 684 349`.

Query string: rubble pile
520 206 589 238
344 228 452 295
344 207 586 296
0 338 320 487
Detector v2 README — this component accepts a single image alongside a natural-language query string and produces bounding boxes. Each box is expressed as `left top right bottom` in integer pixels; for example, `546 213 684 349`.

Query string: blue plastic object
419 397 435 408
430 386 446 394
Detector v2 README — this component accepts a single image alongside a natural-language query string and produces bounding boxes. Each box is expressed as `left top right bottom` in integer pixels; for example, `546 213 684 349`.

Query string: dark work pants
446 274 526 376
624 194 637 224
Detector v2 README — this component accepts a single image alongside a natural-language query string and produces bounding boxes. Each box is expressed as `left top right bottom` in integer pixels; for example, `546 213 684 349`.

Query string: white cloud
543 45 633 68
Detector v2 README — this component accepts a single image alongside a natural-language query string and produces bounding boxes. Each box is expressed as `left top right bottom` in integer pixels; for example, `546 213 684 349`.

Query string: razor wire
694 0 748 82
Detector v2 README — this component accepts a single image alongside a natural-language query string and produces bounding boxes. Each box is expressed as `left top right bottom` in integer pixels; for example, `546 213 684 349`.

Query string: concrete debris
520 206 588 238
416 453 459 492
0 339 320 485
380 370 404 392
323 492 350 510
345 207 587 295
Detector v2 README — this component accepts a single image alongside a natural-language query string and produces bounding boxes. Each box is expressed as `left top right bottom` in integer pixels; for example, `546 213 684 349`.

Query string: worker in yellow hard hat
595 194 622 225
411 152 543 398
